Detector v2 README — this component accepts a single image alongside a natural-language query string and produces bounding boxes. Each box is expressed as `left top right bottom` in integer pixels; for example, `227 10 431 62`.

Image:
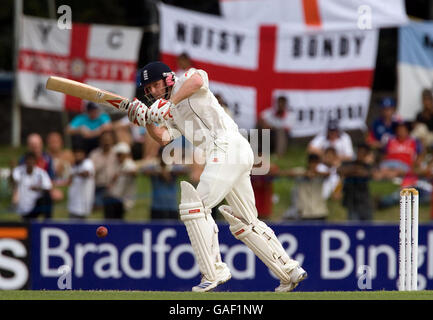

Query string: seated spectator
141 147 188 220
19 133 55 216
338 144 377 221
411 89 433 149
89 130 118 209
308 118 354 162
67 144 95 220
66 101 112 155
316 147 342 200
379 121 422 180
12 152 53 220
258 96 294 156
104 142 137 220
366 97 401 150
46 132 74 184
282 153 329 221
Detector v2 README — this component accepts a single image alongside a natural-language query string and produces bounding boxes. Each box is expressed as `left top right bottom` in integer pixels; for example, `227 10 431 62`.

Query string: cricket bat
45 76 131 110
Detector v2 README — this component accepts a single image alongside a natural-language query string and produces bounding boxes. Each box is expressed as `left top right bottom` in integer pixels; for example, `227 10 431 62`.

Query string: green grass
0 143 431 223
0 290 432 300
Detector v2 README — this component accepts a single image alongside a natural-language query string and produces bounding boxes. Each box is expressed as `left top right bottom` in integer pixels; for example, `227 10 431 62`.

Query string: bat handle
118 98 131 112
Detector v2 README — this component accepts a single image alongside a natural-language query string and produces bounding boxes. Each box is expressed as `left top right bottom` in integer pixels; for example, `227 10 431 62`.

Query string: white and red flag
220 0 408 31
18 16 142 112
160 4 379 136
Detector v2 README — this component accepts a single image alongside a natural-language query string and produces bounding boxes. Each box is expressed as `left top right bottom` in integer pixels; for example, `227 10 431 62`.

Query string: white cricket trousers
197 132 257 223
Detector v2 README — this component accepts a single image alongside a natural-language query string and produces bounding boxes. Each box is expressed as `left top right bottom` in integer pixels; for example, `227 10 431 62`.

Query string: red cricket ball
96 226 108 238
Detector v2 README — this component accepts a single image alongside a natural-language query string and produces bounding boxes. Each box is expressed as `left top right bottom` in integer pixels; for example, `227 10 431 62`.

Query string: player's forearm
169 73 203 105
145 123 172 146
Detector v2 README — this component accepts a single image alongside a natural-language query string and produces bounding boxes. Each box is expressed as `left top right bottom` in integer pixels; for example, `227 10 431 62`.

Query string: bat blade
45 76 130 110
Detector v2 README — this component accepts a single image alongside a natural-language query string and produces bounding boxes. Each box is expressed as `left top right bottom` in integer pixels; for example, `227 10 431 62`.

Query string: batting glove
118 99 130 112
148 98 174 123
127 98 149 126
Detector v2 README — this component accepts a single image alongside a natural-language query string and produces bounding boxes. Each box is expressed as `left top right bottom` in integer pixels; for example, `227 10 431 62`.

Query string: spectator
251 151 279 220
411 89 433 149
282 153 329 221
66 101 112 155
308 118 354 162
366 97 400 150
104 142 137 220
113 115 148 160
176 52 193 77
21 133 55 179
338 144 376 221
19 133 55 216
67 144 95 220
12 152 52 220
46 132 74 191
141 147 188 220
379 121 422 180
258 96 293 156
316 147 342 200
89 130 117 210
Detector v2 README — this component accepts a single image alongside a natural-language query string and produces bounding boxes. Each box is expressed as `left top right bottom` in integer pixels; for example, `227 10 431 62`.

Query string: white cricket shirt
165 68 239 154
12 165 52 215
67 158 95 216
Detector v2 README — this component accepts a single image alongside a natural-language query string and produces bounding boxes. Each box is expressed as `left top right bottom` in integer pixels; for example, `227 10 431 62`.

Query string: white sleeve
316 163 329 173
123 159 137 172
184 68 209 91
309 135 323 149
40 170 53 190
342 134 355 158
261 109 272 122
12 167 21 183
82 159 95 175
285 113 295 129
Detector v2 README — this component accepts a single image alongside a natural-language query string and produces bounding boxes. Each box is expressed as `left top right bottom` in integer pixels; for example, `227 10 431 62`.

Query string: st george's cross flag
159 4 379 136
18 16 142 112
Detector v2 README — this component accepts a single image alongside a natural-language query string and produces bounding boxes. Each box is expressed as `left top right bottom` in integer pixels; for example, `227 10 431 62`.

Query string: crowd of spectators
6 52 433 222
253 90 433 221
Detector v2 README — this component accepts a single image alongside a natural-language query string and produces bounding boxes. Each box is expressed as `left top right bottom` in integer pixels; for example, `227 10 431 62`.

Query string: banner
159 4 378 136
0 223 30 290
29 221 433 291
220 0 408 31
398 22 433 120
18 16 143 112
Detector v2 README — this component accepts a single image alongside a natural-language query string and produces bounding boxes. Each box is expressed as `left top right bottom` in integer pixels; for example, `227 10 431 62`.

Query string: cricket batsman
119 61 307 292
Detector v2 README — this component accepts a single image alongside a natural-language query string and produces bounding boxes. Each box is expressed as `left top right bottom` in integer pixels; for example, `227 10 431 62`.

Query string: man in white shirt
67 145 95 219
104 142 137 220
119 61 306 292
12 152 52 220
259 96 294 156
308 118 355 162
